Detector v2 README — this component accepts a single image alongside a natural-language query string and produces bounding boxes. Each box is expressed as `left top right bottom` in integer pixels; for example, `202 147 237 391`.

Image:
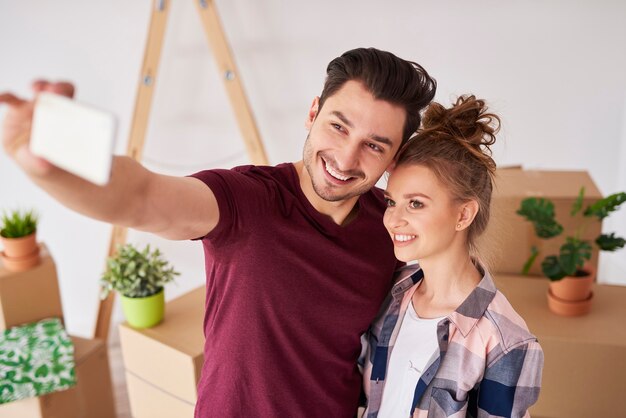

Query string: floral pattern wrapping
0 318 76 404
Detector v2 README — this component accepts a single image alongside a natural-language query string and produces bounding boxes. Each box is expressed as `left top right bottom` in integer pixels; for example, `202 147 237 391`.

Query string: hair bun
420 95 500 173
423 95 499 154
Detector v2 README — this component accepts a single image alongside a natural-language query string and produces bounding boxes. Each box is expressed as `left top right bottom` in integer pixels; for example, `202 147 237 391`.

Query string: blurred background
1 0 625 338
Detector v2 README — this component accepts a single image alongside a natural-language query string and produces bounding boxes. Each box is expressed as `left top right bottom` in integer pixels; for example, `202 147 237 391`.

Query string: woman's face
383 164 464 263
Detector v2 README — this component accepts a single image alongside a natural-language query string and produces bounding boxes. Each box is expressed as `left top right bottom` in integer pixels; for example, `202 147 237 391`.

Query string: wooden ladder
93 0 268 341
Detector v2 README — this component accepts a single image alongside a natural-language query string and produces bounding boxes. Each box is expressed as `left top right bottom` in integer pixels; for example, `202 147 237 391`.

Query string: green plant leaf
522 245 539 275
596 233 626 251
558 238 592 276
583 192 626 220
100 243 179 298
570 187 585 216
541 256 567 281
517 198 564 239
0 209 38 238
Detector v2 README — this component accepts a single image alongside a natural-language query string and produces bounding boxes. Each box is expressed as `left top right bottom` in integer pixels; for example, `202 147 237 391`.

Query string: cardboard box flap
71 336 105 364
494 169 602 199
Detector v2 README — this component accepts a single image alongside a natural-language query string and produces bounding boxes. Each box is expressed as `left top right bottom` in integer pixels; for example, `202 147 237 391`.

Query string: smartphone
30 92 117 186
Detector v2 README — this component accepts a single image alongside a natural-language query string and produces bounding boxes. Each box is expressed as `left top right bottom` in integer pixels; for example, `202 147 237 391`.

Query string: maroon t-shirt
191 163 396 417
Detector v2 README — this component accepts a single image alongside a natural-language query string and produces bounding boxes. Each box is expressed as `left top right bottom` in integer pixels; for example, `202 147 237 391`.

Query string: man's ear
305 97 320 130
456 200 479 231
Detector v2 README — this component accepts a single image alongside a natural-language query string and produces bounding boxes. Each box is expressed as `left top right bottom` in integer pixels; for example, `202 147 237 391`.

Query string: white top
377 301 441 418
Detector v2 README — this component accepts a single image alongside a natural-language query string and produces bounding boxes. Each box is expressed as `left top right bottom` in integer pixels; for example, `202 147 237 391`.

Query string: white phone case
30 92 117 186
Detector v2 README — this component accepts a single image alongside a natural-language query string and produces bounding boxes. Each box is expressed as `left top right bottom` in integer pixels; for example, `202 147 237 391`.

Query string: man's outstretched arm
1 81 219 240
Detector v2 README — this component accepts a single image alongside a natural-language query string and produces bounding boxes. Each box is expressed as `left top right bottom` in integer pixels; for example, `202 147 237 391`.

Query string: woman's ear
456 200 479 231
305 97 320 130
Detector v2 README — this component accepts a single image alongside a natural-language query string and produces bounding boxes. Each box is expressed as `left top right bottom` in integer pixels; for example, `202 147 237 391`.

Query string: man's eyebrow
331 111 394 148
330 111 354 128
369 134 393 148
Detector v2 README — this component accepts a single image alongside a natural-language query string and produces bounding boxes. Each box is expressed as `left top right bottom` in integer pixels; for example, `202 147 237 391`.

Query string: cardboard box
120 287 205 418
0 384 78 418
496 274 626 418
73 336 116 418
124 372 195 418
0 336 116 417
478 169 603 276
0 244 64 330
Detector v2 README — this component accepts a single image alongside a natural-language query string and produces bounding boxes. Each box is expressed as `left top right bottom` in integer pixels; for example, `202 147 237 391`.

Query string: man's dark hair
318 48 437 145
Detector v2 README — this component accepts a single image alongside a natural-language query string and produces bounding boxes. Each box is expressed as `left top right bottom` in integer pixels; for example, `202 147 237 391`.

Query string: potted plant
0 209 41 272
517 188 626 316
100 243 179 328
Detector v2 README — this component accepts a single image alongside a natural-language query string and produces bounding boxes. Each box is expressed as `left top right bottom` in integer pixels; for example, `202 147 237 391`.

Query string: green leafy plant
517 188 626 280
0 209 38 238
100 243 179 299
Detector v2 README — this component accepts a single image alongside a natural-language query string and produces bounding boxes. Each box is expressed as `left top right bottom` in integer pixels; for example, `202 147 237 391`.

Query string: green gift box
0 318 76 404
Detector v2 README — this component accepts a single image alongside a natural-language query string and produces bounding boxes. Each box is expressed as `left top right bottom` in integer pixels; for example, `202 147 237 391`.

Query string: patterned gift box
0 318 76 404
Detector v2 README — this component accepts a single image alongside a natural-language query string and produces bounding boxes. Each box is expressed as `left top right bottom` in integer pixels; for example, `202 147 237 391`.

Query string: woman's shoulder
476 290 539 361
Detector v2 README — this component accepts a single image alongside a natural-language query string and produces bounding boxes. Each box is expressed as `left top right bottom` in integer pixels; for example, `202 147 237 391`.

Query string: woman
361 96 543 417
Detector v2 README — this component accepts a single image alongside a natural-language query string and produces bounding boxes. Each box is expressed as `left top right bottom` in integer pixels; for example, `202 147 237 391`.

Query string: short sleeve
189 167 277 243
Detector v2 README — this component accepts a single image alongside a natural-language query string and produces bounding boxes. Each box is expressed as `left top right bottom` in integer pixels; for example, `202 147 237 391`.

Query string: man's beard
302 134 372 202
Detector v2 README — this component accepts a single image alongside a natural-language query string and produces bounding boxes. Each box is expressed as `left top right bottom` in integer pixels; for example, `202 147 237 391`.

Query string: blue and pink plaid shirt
360 265 543 417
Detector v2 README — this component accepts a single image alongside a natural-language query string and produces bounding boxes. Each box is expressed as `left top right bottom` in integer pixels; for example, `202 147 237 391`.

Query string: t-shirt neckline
285 162 367 234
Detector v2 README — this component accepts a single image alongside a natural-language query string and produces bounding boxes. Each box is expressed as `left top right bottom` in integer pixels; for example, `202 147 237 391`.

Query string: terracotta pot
0 233 41 272
0 249 41 272
1 233 39 258
547 263 594 316
547 289 593 317
548 264 595 302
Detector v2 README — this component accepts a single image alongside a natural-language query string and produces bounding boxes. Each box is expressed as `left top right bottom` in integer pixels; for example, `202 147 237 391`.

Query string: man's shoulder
230 163 295 184
191 163 294 188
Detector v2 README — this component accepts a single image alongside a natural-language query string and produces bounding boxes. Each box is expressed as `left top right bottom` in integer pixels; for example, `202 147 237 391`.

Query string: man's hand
1 80 75 177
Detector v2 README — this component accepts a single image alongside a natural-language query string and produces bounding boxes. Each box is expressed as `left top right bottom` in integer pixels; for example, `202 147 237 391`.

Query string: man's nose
334 141 360 172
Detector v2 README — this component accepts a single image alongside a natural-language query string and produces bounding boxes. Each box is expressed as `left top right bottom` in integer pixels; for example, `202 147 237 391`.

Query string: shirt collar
447 267 497 337
390 264 424 298
390 263 497 337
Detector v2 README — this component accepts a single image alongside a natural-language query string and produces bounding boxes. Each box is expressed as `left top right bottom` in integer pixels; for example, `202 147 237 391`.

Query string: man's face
303 80 406 203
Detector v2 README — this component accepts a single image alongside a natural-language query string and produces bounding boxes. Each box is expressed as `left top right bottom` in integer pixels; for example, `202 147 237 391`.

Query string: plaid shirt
360 265 543 418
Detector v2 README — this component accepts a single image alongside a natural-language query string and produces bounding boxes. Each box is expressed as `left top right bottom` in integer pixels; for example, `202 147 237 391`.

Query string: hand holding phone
30 92 117 186
1 81 75 177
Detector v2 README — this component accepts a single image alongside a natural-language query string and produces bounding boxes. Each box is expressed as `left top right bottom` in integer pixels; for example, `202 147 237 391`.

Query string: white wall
1 0 625 337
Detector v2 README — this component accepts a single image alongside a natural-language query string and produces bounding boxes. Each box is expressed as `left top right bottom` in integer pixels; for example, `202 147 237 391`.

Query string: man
0 48 436 416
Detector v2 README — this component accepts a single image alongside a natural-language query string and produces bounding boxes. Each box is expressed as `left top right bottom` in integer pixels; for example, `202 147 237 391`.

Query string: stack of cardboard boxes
0 244 116 418
119 168 623 418
480 168 626 417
